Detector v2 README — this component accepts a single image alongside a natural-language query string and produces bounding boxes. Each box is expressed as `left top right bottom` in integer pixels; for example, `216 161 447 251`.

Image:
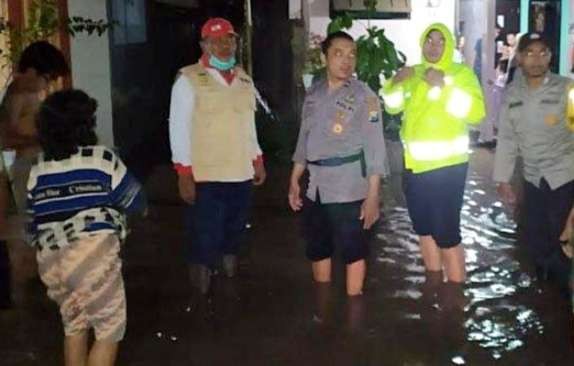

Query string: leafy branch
0 0 113 69
67 17 114 37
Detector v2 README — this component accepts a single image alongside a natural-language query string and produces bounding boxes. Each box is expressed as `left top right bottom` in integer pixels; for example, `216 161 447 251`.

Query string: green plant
327 0 406 140
0 0 113 72
303 33 325 76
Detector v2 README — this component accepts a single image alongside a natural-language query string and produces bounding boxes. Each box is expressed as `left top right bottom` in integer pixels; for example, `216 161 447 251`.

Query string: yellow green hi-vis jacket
381 23 486 174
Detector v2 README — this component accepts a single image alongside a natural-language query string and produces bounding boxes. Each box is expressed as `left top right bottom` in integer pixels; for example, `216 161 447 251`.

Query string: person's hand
0 173 9 235
424 67 445 88
559 208 574 258
178 174 196 204
360 193 380 229
559 224 573 259
288 179 303 211
496 182 516 207
253 160 266 186
393 66 414 84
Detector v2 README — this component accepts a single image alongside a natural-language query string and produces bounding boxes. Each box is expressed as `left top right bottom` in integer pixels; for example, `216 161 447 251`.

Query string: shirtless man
0 41 68 307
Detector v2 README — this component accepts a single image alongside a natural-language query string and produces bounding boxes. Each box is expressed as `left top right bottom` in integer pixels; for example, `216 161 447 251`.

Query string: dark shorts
404 163 468 248
185 181 252 267
302 195 370 264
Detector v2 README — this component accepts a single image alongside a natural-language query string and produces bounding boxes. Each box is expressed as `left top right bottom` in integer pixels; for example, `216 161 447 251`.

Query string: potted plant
302 32 325 89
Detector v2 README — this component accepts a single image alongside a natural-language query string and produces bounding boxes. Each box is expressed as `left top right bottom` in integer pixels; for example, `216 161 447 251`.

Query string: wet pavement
1 147 573 365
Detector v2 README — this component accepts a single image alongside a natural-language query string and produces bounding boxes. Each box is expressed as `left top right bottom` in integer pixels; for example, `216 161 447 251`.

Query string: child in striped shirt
27 89 145 366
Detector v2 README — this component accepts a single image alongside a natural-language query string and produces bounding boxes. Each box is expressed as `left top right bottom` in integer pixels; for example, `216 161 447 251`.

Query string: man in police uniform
494 33 574 289
169 18 266 295
289 31 388 297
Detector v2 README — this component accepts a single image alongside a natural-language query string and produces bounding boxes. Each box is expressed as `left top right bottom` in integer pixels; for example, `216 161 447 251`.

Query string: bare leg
312 258 331 283
419 235 442 272
346 259 366 296
441 245 466 283
64 331 88 366
87 339 119 366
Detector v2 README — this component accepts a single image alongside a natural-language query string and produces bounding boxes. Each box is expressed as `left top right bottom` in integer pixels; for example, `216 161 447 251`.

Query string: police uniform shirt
293 78 389 204
493 72 574 189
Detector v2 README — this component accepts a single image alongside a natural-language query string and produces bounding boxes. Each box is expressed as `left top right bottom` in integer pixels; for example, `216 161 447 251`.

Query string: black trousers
523 178 574 286
0 240 11 308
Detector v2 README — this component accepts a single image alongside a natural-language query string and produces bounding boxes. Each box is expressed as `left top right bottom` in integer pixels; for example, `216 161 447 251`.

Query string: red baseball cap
201 18 237 39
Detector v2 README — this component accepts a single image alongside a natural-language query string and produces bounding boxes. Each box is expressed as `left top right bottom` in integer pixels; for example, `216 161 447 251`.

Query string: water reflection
376 170 553 361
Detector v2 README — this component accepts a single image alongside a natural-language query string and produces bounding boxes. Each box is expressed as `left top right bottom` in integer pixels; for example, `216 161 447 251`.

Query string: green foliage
303 33 325 76
356 26 405 92
0 0 113 68
326 12 353 35
67 17 114 37
327 14 405 93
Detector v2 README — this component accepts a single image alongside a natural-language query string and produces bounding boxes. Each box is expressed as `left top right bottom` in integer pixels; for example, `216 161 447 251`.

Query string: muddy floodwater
1 148 573 365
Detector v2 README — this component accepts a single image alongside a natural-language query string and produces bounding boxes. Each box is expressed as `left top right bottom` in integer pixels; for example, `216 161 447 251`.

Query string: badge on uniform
344 94 355 105
333 110 346 134
567 86 574 132
197 72 210 86
333 123 344 134
544 113 559 126
367 96 380 123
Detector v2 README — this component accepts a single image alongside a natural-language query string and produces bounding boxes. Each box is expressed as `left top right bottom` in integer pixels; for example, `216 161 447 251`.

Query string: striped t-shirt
26 146 145 250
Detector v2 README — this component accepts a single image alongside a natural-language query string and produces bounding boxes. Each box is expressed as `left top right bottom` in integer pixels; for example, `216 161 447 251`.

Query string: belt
307 150 366 177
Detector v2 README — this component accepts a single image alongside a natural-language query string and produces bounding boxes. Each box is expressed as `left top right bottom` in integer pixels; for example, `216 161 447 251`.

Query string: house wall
68 0 114 147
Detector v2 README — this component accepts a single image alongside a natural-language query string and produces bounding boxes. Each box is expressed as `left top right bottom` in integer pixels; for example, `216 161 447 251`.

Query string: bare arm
360 174 381 229
288 162 306 211
1 91 39 149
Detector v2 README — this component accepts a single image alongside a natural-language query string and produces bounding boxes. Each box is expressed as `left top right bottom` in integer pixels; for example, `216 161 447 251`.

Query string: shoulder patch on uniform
197 72 210 86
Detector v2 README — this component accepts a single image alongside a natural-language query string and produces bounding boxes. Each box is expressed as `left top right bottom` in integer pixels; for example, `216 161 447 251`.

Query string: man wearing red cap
169 18 266 295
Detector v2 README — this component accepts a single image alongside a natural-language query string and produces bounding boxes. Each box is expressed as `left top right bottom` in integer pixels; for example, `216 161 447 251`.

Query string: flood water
0 148 573 365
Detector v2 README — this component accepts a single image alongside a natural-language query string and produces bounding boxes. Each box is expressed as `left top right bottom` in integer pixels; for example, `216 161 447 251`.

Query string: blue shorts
404 163 468 248
302 195 370 264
